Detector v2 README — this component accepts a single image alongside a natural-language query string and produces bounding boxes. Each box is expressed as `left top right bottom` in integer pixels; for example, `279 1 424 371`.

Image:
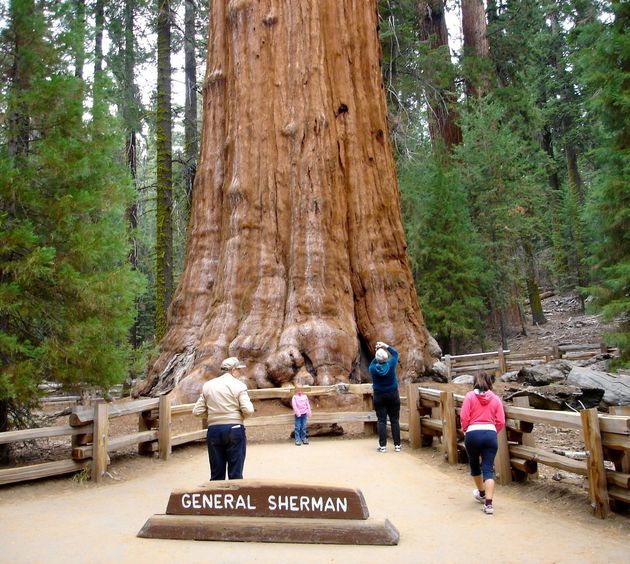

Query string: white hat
221 357 246 371
375 349 389 363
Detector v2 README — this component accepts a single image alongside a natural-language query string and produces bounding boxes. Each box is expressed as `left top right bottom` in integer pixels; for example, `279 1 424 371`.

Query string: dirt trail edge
1 438 628 564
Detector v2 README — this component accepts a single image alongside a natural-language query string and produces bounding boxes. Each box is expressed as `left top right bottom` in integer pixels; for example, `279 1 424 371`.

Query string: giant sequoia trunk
140 0 440 403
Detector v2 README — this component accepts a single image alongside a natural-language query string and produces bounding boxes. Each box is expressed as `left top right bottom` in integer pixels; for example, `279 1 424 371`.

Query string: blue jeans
294 414 308 442
206 424 247 480
464 430 498 481
372 390 401 447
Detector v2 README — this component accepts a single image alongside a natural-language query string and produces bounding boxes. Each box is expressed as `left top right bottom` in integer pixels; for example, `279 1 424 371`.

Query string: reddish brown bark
140 0 439 402
416 0 462 151
461 0 491 98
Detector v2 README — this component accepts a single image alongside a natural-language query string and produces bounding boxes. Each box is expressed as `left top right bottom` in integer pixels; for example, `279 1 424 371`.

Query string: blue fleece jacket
368 346 399 393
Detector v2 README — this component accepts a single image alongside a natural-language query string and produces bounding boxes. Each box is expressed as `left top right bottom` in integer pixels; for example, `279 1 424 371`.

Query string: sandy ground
1 437 629 564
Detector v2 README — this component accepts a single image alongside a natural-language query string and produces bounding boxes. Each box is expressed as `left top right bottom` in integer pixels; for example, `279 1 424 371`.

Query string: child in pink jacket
291 386 312 446
461 372 505 515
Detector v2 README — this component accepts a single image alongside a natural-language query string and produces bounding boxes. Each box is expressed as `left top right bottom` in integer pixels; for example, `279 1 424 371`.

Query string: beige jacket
192 373 254 425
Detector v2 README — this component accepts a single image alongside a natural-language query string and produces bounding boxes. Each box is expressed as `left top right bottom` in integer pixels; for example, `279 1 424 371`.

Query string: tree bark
415 0 462 152
184 0 198 207
73 0 86 79
141 0 439 402
461 0 491 98
522 239 547 326
93 0 105 119
123 0 140 356
155 0 174 340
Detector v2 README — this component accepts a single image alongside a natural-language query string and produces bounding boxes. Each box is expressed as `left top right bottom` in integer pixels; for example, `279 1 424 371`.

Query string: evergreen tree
400 153 488 354
0 1 143 425
453 98 548 347
574 0 630 364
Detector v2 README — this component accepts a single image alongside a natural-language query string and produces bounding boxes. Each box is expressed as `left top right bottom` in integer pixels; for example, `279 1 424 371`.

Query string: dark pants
206 424 247 480
373 390 401 447
294 414 307 442
464 430 498 481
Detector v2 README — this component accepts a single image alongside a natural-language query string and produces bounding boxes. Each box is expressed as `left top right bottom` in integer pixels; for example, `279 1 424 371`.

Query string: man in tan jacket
193 357 255 480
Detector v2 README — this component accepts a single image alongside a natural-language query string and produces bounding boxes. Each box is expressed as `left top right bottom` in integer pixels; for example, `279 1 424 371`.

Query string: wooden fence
1 380 628 519
0 384 377 487
442 342 616 379
408 386 630 518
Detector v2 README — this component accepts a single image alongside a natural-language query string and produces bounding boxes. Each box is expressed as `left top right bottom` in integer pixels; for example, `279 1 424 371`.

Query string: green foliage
574 0 630 363
400 152 488 349
0 3 144 404
453 97 549 313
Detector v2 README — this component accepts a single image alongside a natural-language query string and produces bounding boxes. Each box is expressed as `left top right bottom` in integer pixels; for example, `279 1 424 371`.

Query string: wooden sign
138 514 400 545
166 480 369 519
138 480 399 545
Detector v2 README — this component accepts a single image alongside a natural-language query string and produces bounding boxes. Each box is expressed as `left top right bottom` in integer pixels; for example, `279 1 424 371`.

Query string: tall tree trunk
73 0 86 79
140 0 439 402
461 0 491 98
124 0 139 353
541 126 567 285
415 0 462 152
522 239 547 325
183 0 198 207
93 0 105 119
155 0 174 340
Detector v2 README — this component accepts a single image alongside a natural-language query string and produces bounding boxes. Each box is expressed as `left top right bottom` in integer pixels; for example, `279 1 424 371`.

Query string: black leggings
372 390 401 447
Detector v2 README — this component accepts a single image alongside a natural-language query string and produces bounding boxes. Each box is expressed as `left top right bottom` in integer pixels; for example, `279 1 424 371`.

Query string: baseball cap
221 357 247 371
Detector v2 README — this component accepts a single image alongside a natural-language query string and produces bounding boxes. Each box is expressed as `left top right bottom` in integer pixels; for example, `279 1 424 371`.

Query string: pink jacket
460 390 505 433
292 394 312 417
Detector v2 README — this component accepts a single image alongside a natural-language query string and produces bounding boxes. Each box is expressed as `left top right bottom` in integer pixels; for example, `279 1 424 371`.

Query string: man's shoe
295 441 301 446
394 445 401 452
302 438 309 445
482 504 494 515
473 489 485 503
377 446 387 453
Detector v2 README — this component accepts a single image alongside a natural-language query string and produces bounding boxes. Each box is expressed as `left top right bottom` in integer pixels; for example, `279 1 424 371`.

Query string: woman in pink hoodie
460 372 505 515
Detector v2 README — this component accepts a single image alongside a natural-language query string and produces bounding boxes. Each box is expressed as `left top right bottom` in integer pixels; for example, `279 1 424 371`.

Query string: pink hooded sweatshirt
292 393 312 417
460 390 505 433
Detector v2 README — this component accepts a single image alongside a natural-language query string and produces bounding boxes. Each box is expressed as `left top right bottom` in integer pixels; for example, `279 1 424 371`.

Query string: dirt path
1 437 629 563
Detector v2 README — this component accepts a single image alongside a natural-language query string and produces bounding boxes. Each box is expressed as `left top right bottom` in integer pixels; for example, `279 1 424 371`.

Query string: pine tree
0 1 143 429
453 98 548 347
574 0 630 364
400 154 488 354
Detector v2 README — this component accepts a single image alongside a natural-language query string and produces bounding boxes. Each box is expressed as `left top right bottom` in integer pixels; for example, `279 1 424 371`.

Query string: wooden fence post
552 344 561 359
581 408 611 518
495 424 512 486
363 387 377 436
439 391 458 464
92 401 108 483
158 394 172 461
512 396 538 479
407 383 421 449
497 349 507 375
444 355 452 381
609 407 630 473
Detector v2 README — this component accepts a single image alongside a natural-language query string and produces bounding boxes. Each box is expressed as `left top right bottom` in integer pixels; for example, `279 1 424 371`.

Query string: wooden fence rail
442 342 617 379
1 380 628 520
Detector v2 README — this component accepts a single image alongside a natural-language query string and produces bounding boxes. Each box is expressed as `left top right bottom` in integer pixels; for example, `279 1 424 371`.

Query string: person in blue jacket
368 341 401 452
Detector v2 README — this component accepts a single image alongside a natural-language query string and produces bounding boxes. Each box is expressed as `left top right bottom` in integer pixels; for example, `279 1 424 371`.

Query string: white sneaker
394 445 401 452
482 504 494 515
377 446 387 453
473 489 485 504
